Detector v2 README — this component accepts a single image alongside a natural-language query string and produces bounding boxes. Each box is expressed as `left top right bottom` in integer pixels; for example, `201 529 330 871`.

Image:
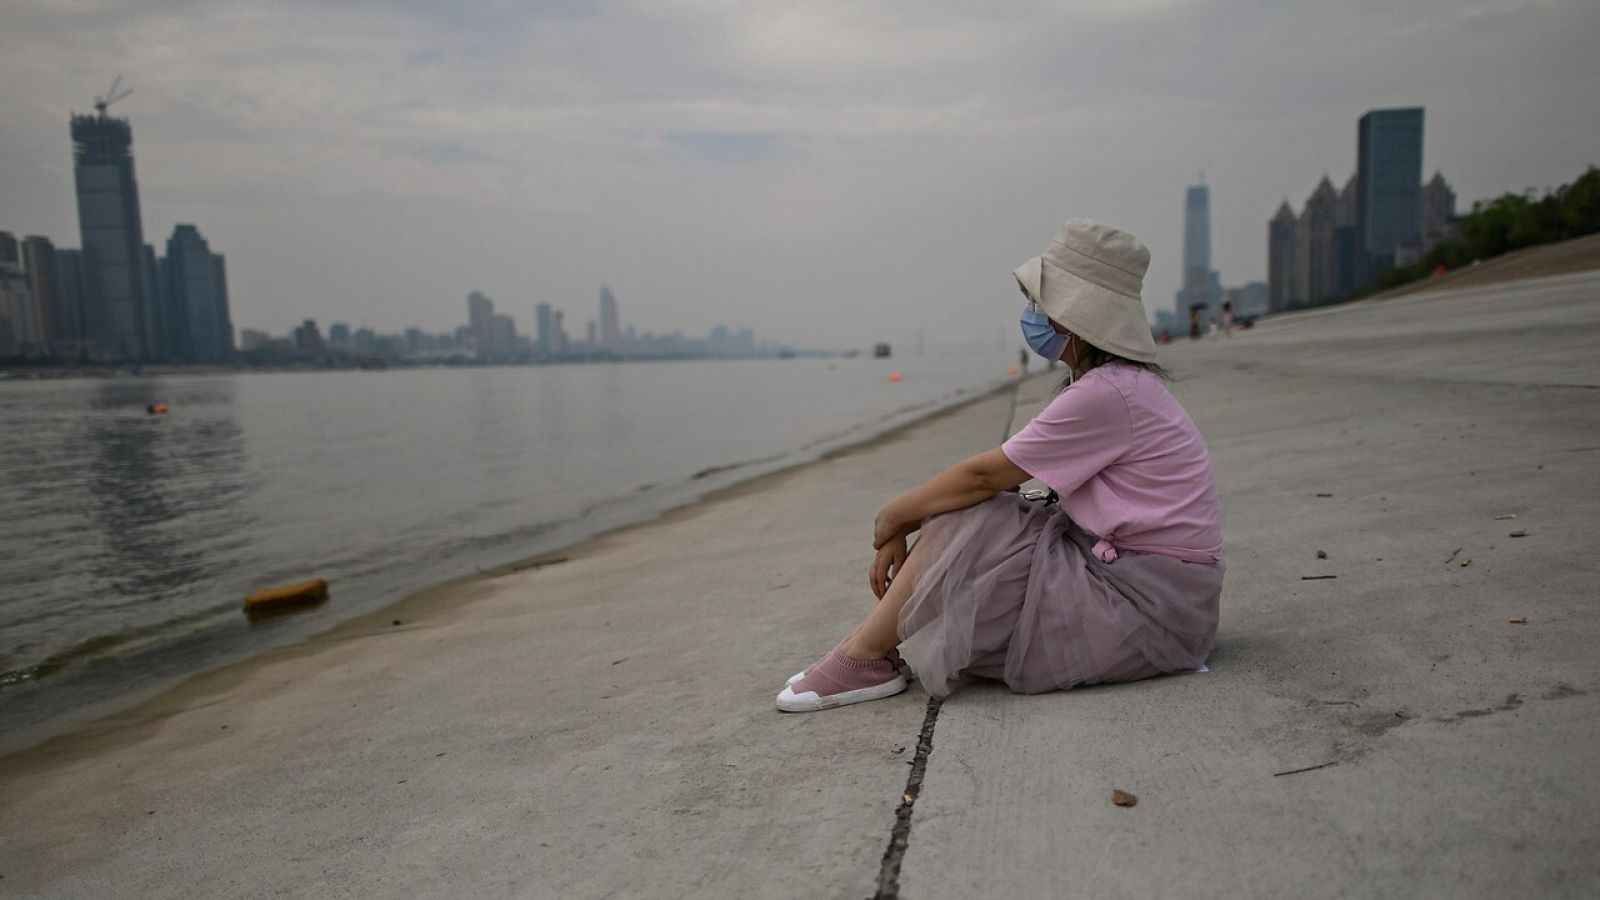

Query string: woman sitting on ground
778 220 1225 712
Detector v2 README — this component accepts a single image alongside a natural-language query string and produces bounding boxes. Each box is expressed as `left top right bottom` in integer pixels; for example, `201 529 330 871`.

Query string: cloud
1 0 1597 345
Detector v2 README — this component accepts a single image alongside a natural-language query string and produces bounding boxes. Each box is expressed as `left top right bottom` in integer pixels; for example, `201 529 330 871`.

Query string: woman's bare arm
872 447 1031 548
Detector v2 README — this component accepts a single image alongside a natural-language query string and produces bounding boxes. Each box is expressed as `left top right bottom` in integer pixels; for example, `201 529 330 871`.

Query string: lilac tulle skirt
896 493 1223 698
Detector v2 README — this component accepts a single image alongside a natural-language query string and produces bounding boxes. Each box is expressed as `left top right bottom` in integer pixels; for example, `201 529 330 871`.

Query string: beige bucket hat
1013 219 1158 363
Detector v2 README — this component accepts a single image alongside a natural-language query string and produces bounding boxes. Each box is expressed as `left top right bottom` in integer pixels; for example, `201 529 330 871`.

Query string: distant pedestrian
1019 346 1029 374
778 221 1224 711
1221 301 1235 337
1188 307 1202 340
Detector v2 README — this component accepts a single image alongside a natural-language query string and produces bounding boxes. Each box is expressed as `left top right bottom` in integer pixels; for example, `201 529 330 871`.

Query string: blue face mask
1020 305 1069 361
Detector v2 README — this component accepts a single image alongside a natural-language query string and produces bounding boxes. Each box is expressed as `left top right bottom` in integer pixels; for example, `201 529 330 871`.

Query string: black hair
1055 338 1172 393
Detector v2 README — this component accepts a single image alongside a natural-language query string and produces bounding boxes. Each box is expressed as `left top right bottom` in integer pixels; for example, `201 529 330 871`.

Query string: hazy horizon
2 1 1597 349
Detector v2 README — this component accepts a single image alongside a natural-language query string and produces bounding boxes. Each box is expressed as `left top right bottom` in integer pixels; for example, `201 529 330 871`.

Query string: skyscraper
1178 182 1219 320
1268 201 1298 313
1356 107 1425 281
1184 185 1211 277
1177 184 1209 320
21 236 63 347
535 302 554 359
141 243 166 360
598 286 621 354
164 224 235 362
1421 171 1458 253
1333 174 1360 296
72 110 151 358
54 248 87 343
467 291 495 359
491 314 516 359
1296 176 1340 305
0 232 38 354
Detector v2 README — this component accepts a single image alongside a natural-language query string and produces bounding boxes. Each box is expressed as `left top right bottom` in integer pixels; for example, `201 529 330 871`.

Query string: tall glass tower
72 112 150 359
1179 183 1213 319
598 286 621 354
1184 184 1211 274
164 224 234 363
1356 107 1424 281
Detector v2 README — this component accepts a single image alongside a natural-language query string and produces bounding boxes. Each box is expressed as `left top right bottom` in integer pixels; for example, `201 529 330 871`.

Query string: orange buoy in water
243 579 330 617
147 402 169 415
888 371 903 382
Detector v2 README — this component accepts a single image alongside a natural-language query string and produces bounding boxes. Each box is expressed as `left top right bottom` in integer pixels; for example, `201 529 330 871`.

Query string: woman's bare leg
840 539 927 660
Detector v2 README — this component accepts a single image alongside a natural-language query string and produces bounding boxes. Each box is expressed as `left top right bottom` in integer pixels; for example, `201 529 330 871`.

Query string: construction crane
93 76 133 116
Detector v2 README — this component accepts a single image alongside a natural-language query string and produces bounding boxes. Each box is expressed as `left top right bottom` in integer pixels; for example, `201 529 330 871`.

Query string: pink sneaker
776 649 907 712
787 647 912 686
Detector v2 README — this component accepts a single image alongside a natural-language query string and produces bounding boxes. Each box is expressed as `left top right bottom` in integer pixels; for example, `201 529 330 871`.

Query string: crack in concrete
871 379 1027 899
872 696 942 900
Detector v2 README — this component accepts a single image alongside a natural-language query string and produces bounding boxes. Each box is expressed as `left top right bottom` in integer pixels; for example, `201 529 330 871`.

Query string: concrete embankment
1 271 1598 898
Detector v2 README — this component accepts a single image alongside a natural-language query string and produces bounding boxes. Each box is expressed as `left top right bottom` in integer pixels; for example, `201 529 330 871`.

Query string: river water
0 354 1014 747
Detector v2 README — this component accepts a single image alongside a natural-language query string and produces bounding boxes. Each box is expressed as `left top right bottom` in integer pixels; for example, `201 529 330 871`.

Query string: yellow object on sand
243 579 329 615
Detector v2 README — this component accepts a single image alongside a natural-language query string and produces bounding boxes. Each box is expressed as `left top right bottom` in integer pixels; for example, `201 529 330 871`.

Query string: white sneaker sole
775 674 908 713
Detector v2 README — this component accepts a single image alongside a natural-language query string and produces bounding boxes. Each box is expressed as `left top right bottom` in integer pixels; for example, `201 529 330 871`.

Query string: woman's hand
869 535 908 600
872 448 1031 549
872 499 911 550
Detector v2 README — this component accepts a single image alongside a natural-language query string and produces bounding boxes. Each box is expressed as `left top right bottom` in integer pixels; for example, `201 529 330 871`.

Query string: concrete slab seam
872 379 1025 899
872 696 943 900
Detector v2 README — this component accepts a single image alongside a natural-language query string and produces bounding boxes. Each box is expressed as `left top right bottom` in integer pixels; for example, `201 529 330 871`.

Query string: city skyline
3 3 1596 342
1268 107 1456 312
231 281 780 368
0 93 237 363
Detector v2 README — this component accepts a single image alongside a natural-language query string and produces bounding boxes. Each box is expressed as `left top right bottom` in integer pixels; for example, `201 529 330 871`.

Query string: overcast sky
2 1 1597 350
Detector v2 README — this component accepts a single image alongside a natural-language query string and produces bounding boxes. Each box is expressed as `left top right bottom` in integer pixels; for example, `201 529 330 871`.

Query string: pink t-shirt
1001 363 1223 564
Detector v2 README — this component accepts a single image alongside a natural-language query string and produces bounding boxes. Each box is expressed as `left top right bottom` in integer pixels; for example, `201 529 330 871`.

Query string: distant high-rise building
553 310 568 356
141 243 167 360
598 286 622 354
1178 183 1217 319
164 224 234 362
293 319 324 354
21 236 63 346
54 248 87 342
1356 107 1425 282
1421 171 1458 253
1296 176 1340 305
328 322 351 350
72 110 151 358
535 303 554 358
585 319 597 348
1268 201 1298 313
491 314 516 360
0 232 39 354
467 291 495 358
1183 184 1211 274
1333 174 1360 296
239 329 270 352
